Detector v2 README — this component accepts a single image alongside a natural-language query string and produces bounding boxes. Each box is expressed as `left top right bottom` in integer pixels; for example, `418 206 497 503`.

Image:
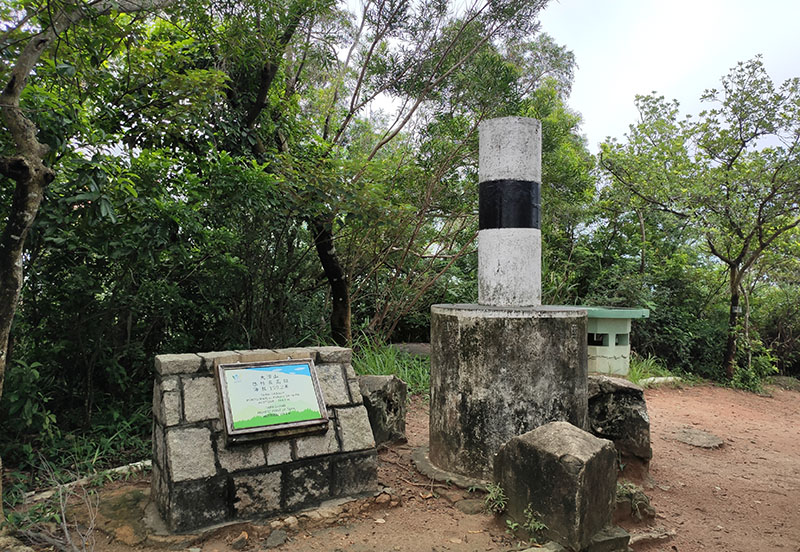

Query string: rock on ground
494 421 618 551
358 375 408 446
588 375 652 478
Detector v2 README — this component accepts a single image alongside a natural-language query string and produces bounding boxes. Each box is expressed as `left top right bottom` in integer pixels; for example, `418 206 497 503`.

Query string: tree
173 0 552 344
600 57 800 378
0 0 177 522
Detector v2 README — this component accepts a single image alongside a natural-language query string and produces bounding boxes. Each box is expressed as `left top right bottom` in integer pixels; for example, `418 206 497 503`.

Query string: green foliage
351 335 430 396
731 332 778 392
627 353 673 386
616 482 653 521
522 504 547 539
4 0 798 523
484 483 508 514
3 499 62 533
751 276 800 377
1 360 57 445
0 396 151 502
600 57 800 377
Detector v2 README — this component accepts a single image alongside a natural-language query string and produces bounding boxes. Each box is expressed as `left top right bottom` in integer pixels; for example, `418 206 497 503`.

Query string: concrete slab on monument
494 421 618 552
588 375 652 480
429 304 587 480
358 375 407 446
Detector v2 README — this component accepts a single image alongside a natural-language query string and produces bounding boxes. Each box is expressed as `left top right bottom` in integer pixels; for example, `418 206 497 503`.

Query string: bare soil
634 383 800 551
20 383 800 552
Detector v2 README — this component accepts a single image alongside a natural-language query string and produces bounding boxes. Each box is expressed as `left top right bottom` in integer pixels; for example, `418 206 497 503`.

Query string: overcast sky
537 0 800 152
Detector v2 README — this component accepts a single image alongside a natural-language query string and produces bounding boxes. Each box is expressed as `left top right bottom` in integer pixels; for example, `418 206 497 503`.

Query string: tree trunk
636 209 646 275
311 219 351 345
0 150 52 527
741 282 751 372
723 267 741 379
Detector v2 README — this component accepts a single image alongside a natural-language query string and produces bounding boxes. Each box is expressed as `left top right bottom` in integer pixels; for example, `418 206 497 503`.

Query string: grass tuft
351 334 430 395
627 353 672 386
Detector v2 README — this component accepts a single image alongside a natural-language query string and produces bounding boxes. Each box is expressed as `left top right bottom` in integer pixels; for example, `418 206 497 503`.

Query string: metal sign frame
216 359 328 440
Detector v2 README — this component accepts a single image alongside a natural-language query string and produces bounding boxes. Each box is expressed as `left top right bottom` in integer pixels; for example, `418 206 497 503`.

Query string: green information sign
217 360 328 438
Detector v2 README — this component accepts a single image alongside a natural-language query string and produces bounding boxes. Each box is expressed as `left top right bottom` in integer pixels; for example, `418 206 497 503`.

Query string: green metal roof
583 306 649 319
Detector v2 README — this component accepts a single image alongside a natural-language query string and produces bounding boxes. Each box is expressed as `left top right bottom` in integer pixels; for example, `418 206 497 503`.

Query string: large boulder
358 375 407 446
494 421 618 551
588 375 651 478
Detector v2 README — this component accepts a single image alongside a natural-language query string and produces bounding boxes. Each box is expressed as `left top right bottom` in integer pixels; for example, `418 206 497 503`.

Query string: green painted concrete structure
584 307 649 376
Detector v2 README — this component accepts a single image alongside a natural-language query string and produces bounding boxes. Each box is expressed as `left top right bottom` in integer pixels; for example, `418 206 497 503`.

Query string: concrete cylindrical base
478 228 541 306
429 304 588 480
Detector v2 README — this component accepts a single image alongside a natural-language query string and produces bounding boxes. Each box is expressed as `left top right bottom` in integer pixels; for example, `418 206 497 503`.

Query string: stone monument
150 346 377 532
428 117 588 481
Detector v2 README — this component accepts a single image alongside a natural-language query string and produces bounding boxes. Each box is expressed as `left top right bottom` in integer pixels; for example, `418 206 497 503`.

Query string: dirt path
25 383 800 552
635 384 800 551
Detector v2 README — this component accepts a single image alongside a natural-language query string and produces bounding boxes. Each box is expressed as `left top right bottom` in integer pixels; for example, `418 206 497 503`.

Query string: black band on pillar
479 179 540 230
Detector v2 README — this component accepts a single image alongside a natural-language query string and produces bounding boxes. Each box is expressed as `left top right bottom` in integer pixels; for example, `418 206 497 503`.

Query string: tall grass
627 353 672 386
351 334 430 395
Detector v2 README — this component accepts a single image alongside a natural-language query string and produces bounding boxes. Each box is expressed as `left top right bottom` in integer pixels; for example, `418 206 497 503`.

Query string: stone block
165 427 217 482
315 364 350 406
162 392 182 427
153 378 182 427
152 380 162 424
347 377 362 405
316 346 352 364
494 421 617 552
332 452 378 496
236 349 279 363
198 350 240 371
295 426 339 459
588 375 652 462
168 476 228 532
285 460 331 508
585 525 631 552
154 353 202 376
336 406 376 452
358 375 407 445
345 364 362 405
152 423 167 471
182 377 220 423
430 304 587 480
272 348 317 361
217 437 266 472
161 377 179 392
150 461 168 516
232 470 282 517
266 440 293 465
